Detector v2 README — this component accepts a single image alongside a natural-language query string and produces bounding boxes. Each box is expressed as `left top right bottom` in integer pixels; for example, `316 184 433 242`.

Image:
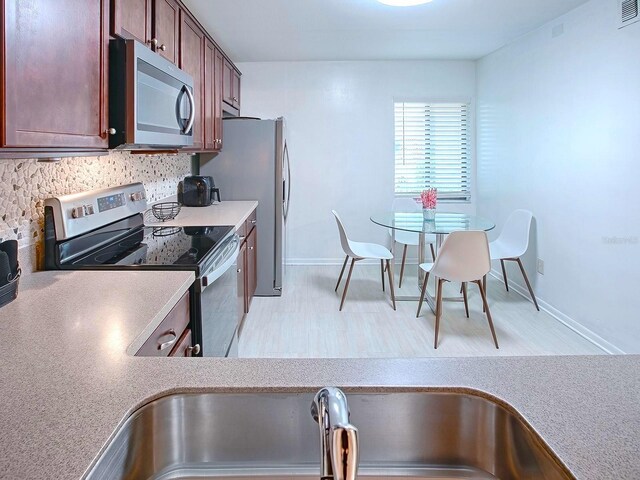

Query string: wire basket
152 226 181 238
0 268 21 309
151 202 181 222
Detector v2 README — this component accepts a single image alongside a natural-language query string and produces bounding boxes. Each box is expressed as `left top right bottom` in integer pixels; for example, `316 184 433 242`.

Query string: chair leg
339 259 356 311
462 282 470 318
500 259 509 291
434 279 444 349
475 280 499 349
430 243 436 261
386 259 396 311
380 259 385 292
516 258 540 311
416 272 430 318
482 275 487 312
399 244 408 289
335 255 349 292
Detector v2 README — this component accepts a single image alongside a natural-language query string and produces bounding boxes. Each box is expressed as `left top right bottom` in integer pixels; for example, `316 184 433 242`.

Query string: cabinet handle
106 128 116 135
187 344 201 356
251 219 257 225
147 38 158 47
158 329 177 351
237 269 242 273
159 44 167 51
249 246 254 250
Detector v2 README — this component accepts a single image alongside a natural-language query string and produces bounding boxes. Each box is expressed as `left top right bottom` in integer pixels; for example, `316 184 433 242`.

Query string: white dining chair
489 210 539 311
332 210 396 311
390 198 436 288
416 230 499 349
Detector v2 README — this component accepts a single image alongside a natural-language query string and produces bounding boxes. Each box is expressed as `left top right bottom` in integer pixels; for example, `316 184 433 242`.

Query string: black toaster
177 176 221 207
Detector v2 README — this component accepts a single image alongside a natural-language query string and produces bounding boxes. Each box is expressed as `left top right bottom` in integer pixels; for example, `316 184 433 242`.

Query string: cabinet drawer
169 328 195 357
136 291 190 356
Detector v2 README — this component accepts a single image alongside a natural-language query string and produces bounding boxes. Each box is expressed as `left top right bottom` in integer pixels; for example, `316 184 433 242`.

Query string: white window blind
394 102 471 202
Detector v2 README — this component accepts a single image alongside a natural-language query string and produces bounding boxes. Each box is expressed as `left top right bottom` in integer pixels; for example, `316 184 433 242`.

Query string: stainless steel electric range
43 183 240 357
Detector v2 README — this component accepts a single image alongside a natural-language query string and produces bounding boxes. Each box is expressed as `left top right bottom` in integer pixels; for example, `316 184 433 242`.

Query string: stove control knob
130 191 146 202
84 204 95 216
71 206 85 219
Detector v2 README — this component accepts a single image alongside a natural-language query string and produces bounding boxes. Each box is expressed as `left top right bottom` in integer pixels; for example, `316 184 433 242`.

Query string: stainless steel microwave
109 39 195 149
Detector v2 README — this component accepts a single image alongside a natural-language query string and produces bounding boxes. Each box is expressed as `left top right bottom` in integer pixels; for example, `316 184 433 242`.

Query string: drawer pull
251 219 257 224
158 329 178 351
187 344 201 356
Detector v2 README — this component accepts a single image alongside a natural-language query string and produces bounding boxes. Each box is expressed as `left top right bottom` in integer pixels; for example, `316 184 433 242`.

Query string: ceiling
182 0 590 62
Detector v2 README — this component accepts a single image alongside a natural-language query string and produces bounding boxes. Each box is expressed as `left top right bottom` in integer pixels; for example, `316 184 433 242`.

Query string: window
394 102 471 202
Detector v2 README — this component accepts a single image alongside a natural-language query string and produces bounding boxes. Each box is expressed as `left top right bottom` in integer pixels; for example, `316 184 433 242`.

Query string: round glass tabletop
370 211 495 235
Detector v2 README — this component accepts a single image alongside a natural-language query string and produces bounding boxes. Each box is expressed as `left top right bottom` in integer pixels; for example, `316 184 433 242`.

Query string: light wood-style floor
237 265 605 358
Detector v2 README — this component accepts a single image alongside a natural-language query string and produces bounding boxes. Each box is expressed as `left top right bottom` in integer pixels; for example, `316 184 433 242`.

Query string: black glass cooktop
67 224 234 268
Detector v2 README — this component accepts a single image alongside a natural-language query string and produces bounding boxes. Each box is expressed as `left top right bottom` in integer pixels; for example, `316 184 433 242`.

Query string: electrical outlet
537 259 545 275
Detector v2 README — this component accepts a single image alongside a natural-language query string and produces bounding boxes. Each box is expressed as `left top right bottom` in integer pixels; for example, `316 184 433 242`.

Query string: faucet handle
331 424 359 480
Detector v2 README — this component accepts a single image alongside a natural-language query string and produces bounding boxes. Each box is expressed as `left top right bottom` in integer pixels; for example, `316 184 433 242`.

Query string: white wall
236 60 476 264
477 0 640 353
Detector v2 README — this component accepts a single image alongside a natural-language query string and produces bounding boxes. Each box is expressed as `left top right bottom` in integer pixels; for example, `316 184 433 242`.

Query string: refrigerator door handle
284 141 291 221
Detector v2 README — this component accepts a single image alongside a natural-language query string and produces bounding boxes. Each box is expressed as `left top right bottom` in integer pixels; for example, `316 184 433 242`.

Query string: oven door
198 235 240 357
110 39 195 149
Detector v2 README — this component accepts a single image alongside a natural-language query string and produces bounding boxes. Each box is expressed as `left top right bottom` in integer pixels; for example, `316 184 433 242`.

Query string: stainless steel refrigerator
200 117 290 296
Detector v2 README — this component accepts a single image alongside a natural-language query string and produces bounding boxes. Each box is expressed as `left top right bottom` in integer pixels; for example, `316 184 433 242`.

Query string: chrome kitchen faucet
311 387 359 480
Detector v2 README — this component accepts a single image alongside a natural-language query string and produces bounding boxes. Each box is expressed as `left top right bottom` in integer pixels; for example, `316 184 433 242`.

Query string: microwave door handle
182 86 196 134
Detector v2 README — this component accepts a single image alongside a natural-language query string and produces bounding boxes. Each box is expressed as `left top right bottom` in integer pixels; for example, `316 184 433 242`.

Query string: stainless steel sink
85 391 573 480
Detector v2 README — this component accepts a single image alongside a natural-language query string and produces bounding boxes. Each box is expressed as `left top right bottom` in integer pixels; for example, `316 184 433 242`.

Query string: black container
0 268 20 309
177 176 221 207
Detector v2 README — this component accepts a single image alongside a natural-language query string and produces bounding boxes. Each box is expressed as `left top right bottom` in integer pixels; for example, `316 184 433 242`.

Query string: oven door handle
200 236 240 291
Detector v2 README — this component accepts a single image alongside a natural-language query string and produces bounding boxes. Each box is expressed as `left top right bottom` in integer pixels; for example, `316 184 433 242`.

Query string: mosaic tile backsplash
0 151 192 268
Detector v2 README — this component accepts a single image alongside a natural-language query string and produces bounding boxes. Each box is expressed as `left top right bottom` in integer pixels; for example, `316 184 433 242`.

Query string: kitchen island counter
0 269 638 479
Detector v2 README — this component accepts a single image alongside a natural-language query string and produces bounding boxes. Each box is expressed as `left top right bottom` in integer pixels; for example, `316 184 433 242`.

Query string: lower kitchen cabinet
135 291 197 357
238 208 258 325
237 240 247 324
246 226 257 312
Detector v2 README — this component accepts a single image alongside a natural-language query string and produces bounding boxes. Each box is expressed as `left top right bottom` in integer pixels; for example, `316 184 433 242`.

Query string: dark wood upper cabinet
2 0 109 150
179 11 205 151
222 60 233 106
110 0 152 44
204 39 215 150
214 48 224 150
222 58 241 112
204 41 224 151
153 0 180 65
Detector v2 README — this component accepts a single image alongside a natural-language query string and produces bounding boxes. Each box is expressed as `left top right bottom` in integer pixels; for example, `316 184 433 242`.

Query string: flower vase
423 208 436 221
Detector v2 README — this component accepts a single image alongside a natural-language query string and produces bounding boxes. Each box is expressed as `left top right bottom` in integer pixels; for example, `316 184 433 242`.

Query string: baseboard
286 258 422 266
489 269 625 355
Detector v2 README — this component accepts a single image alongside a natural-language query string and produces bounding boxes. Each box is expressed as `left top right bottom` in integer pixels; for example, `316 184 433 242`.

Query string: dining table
370 211 495 312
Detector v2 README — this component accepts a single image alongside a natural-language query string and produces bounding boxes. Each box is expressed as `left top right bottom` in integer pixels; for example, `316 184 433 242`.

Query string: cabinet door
232 70 241 110
179 12 205 150
222 59 234 106
111 0 152 44
153 0 180 65
214 48 224 150
246 226 257 312
237 241 247 321
3 0 109 149
169 328 194 357
204 39 215 150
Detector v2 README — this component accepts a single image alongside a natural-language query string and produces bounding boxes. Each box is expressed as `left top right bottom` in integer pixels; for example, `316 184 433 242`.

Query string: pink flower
420 188 438 209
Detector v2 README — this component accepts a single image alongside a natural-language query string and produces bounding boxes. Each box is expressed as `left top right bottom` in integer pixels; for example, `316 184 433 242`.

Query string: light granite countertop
0 270 639 479
147 199 258 231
